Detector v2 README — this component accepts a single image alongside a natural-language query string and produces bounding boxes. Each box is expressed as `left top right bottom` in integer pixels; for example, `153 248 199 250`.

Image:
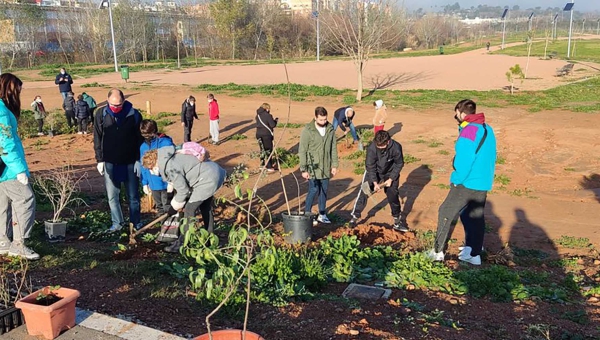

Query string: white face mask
208 99 212 103
60 71 65 75
36 98 42 103
189 102 195 106
149 166 160 176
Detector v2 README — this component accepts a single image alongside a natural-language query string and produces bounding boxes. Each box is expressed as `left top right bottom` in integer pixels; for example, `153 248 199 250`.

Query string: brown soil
11 49 600 339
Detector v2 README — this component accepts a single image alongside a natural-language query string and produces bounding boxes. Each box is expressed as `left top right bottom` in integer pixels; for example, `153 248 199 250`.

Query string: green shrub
275 148 300 169
454 265 528 302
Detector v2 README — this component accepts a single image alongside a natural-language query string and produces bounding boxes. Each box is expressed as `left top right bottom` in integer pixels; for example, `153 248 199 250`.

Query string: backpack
176 142 209 162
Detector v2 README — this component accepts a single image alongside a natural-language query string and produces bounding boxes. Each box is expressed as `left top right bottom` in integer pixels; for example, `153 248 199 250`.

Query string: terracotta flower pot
15 287 80 340
194 330 264 340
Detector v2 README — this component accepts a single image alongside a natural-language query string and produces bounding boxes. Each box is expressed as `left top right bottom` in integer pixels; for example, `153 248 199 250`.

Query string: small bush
275 148 300 169
556 236 592 249
357 128 375 145
455 265 528 302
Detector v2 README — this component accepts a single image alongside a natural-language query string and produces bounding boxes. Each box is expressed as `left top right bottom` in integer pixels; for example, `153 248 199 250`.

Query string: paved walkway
3 308 186 340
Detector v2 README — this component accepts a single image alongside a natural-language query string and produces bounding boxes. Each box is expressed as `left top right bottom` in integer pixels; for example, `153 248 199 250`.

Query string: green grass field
493 39 600 63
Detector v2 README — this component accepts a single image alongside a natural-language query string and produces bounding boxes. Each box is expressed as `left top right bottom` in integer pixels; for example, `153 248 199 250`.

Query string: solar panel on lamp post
99 0 119 73
564 1 574 59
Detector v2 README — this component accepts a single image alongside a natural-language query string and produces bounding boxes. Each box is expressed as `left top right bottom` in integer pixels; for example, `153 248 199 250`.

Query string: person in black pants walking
181 96 198 142
62 91 76 129
350 130 407 231
74 94 90 134
255 103 278 173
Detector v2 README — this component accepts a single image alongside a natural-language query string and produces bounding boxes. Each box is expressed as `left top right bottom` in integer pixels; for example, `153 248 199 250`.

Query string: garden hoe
129 213 169 245
361 181 385 198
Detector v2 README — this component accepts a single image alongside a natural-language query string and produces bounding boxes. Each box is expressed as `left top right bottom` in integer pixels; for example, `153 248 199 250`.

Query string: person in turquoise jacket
139 119 175 215
427 99 496 266
0 73 39 260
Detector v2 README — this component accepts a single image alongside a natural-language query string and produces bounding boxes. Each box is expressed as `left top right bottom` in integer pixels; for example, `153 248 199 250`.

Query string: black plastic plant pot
0 306 24 335
281 212 313 244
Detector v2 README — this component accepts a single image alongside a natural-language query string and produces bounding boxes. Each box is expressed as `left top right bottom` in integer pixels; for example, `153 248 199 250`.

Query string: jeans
78 118 88 133
351 171 401 218
151 189 171 215
183 119 194 143
305 178 329 215
104 162 141 227
183 197 214 233
257 135 274 169
60 92 68 100
433 184 487 256
332 118 359 141
0 180 36 242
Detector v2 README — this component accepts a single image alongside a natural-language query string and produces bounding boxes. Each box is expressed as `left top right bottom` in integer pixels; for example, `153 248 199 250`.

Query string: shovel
361 181 385 197
129 213 169 245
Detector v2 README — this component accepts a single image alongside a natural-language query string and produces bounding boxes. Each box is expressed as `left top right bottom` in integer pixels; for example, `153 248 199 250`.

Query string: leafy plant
455 265 528 302
494 174 511 186
275 148 300 169
35 285 61 306
276 122 303 128
229 134 248 140
357 128 375 146
404 154 421 164
556 236 592 249
506 64 525 95
345 150 366 160
427 141 443 148
496 155 506 164
437 150 450 156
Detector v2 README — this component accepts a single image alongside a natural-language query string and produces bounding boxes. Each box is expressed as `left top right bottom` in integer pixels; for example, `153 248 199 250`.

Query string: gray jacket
157 145 226 203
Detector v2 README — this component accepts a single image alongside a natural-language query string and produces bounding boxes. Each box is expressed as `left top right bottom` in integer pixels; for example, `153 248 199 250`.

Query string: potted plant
33 165 87 242
45 111 61 137
15 285 80 340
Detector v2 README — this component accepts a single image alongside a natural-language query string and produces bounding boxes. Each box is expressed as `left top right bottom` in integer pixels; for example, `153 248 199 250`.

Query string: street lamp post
565 1 574 59
501 8 508 50
597 19 600 35
100 0 119 73
553 14 559 40
528 12 534 31
315 1 320 61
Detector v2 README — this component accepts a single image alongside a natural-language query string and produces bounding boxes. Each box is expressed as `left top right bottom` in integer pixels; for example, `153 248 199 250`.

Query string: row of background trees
1 0 593 70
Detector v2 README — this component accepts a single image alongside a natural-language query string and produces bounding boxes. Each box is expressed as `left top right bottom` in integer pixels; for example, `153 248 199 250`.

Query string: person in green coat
82 92 97 120
30 95 46 136
299 106 338 225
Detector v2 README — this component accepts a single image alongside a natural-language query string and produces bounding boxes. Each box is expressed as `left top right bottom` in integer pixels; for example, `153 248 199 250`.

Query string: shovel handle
134 213 170 237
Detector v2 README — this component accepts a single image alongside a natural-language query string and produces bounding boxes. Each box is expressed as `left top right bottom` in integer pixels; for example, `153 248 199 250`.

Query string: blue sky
401 0 599 12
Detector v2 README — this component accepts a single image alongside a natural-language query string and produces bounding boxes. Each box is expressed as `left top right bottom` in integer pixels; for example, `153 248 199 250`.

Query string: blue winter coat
140 134 175 190
0 100 29 181
55 73 73 93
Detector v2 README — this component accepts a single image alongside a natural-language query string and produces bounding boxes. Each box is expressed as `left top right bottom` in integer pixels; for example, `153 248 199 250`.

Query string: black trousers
183 196 214 233
78 118 88 133
433 184 487 256
257 135 274 169
183 119 194 143
65 110 75 128
36 119 43 133
151 189 172 215
351 171 401 219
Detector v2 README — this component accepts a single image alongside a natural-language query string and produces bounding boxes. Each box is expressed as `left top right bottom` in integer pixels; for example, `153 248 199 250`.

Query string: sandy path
24 38 600 93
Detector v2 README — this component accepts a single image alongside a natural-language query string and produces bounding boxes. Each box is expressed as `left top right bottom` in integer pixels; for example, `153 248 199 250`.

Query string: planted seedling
35 285 62 306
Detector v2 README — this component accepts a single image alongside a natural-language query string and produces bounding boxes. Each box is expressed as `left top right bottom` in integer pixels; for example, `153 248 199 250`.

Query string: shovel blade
361 181 374 197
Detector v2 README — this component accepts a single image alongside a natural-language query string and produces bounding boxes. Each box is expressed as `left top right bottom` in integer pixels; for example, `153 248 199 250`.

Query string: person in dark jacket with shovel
349 130 407 232
255 103 278 173
181 96 199 142
332 106 359 143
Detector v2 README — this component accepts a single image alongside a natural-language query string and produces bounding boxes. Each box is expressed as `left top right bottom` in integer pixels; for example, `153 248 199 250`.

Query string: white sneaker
317 214 331 224
0 238 11 255
425 249 445 262
83 131 88 135
37 132 44 136
459 254 482 265
458 246 484 257
8 243 40 261
77 131 83 135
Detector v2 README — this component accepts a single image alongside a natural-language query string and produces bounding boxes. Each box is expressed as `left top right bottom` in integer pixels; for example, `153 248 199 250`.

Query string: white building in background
459 17 500 26
280 0 312 14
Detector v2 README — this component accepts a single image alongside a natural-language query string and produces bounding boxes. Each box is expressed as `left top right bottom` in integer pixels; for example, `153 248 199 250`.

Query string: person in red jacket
207 94 220 145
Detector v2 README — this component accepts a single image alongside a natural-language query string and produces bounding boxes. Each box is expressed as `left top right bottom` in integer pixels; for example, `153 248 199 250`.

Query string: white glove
134 161 141 177
97 162 105 175
167 183 174 193
16 173 28 185
171 199 185 211
143 185 150 195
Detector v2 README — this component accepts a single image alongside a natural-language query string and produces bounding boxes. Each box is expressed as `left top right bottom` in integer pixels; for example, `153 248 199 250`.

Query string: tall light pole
501 8 508 50
597 19 600 35
553 13 559 40
314 0 320 61
528 12 534 31
100 0 119 72
581 18 586 34
565 1 574 59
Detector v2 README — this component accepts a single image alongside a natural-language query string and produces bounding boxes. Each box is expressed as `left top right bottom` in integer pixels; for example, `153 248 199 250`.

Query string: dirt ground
21 41 600 93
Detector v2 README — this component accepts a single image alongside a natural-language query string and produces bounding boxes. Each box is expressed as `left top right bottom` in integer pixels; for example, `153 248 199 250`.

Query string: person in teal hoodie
139 119 175 215
427 99 496 266
0 73 39 260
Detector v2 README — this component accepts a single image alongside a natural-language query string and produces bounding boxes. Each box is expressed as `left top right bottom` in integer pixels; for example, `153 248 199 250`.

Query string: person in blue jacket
427 99 497 266
140 119 175 215
332 106 359 143
55 67 73 100
0 73 39 260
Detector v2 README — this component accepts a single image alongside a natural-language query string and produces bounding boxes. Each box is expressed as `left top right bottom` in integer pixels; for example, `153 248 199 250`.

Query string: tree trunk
355 62 364 101
525 39 532 78
543 33 549 59
232 36 236 60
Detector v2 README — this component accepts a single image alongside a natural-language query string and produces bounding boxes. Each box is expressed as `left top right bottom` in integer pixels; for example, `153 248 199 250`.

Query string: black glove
167 206 178 216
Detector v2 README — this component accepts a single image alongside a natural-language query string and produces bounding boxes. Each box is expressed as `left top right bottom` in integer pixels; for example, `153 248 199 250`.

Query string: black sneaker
392 217 409 232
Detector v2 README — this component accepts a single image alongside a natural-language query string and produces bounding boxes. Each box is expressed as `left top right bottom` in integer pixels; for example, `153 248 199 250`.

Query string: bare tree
321 0 405 101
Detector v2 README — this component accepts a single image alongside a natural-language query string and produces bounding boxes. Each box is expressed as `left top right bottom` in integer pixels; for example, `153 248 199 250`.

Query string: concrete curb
75 308 187 340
